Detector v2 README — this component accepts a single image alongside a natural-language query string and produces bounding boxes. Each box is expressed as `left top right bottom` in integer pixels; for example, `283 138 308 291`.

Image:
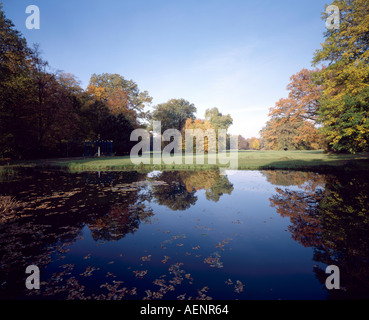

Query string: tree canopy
0 6 151 158
312 0 369 153
205 107 233 132
260 69 323 151
87 73 152 126
2 1 369 158
151 99 197 133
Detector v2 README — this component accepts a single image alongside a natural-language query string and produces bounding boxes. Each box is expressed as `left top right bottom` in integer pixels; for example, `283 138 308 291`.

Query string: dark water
0 169 368 300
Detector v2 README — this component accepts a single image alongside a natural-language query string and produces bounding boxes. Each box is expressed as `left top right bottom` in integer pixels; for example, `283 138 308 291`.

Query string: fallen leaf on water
234 281 245 293
161 256 170 264
133 270 148 279
106 272 116 278
225 279 233 286
140 255 152 262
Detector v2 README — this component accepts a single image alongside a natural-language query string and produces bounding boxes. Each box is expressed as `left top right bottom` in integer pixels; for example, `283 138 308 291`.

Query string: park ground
1 150 369 173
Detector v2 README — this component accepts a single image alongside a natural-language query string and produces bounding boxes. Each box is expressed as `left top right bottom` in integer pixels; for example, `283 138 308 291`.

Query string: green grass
236 150 369 171
1 150 369 172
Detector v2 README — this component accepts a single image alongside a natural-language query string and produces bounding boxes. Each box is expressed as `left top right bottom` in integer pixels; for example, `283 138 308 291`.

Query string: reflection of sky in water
1 169 368 300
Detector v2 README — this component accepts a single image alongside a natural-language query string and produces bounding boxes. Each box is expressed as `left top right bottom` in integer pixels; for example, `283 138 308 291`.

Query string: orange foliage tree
261 69 324 150
182 118 216 153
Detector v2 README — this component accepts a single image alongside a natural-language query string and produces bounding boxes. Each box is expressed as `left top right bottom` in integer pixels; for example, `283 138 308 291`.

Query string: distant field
1 150 369 172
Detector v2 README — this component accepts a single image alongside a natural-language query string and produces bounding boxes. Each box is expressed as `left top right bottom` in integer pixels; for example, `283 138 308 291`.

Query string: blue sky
2 0 330 138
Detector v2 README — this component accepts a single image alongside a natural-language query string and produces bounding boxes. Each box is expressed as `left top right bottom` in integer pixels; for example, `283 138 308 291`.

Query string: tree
0 5 32 158
183 118 215 153
152 99 197 133
252 138 260 150
238 135 249 150
261 68 324 151
269 69 322 123
312 0 369 153
25 46 82 157
87 73 152 126
260 118 322 150
205 107 233 132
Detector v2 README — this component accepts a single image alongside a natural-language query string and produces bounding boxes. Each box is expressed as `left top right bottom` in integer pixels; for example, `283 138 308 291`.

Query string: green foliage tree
0 5 31 158
205 107 233 132
0 5 154 159
152 99 197 133
26 45 81 157
313 0 369 153
205 175 234 202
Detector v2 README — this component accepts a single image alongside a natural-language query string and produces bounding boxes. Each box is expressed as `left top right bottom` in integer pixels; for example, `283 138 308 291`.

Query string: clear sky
2 0 330 138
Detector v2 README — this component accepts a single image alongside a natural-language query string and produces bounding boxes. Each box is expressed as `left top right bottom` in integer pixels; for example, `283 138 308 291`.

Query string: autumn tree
269 68 322 123
245 137 258 150
0 6 154 159
183 118 216 153
238 135 249 150
260 118 323 150
252 138 260 150
312 0 369 153
87 73 152 126
261 68 323 150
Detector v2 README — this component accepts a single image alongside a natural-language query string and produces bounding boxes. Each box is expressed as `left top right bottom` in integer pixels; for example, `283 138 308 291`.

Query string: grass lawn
1 150 369 172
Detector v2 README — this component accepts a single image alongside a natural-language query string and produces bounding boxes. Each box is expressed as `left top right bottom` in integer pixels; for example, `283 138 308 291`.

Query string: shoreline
1 151 369 173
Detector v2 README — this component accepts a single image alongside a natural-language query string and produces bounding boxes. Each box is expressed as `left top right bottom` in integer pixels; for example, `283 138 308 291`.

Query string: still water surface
0 169 368 300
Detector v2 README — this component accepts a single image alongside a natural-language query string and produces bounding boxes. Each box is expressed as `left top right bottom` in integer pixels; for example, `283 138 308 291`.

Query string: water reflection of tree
269 171 369 299
0 170 150 299
262 171 325 189
151 171 198 211
268 172 326 247
88 194 154 242
151 171 234 211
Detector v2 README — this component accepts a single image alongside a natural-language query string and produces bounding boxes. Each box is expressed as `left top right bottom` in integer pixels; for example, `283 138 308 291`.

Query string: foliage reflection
267 171 369 299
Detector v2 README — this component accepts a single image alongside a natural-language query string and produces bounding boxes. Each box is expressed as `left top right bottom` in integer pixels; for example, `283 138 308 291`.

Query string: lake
1 169 368 300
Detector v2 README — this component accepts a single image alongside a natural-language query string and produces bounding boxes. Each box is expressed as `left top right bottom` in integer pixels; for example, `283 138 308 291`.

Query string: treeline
0 6 154 159
2 0 369 159
260 0 369 153
151 101 234 152
238 136 260 151
0 6 235 159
